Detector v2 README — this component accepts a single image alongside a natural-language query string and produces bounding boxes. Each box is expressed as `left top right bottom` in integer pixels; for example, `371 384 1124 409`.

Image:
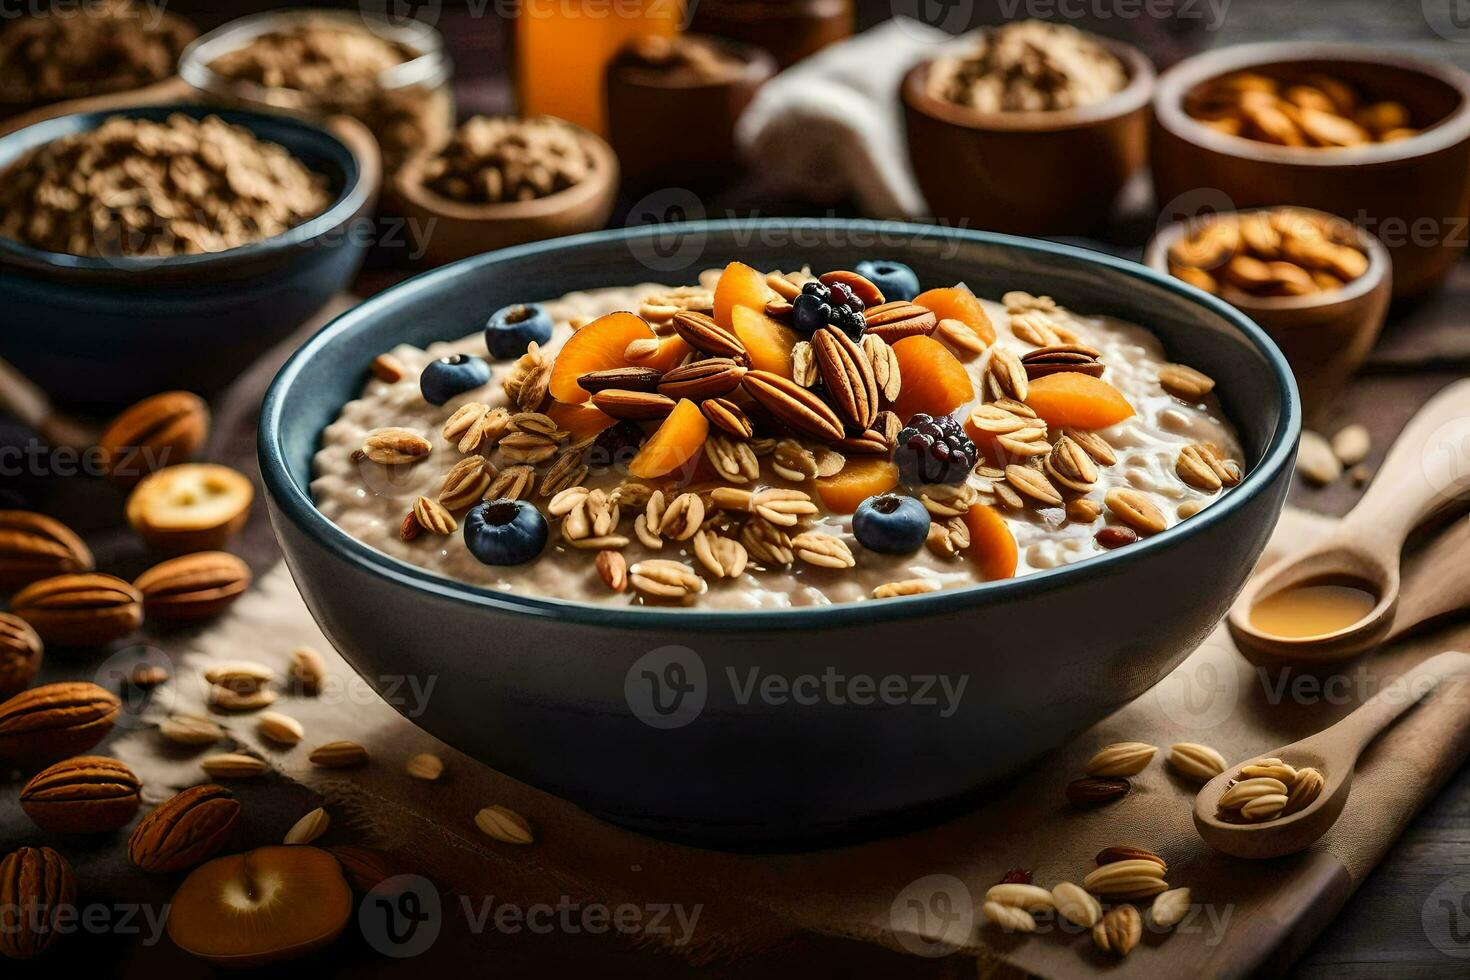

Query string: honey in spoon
1248 580 1378 640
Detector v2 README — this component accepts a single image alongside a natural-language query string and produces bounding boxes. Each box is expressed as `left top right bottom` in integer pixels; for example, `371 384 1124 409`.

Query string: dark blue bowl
260 220 1300 849
0 104 377 411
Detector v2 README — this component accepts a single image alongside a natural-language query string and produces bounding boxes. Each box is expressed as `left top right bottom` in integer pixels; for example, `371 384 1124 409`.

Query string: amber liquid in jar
516 0 682 134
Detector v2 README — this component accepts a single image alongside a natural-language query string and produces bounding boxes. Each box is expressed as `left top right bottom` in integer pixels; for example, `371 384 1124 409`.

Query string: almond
128 784 240 872
98 390 209 484
20 756 141 833
670 310 748 363
1096 846 1167 872
133 552 251 621
290 646 327 695
1052 882 1102 928
309 740 368 768
0 846 76 960
360 427 433 465
407 752 445 781
1083 859 1168 898
284 807 330 845
590 389 677 421
158 713 224 746
0 682 119 763
1093 904 1142 956
474 804 534 844
658 358 747 401
1085 741 1158 777
1066 776 1130 806
741 370 844 442
1168 742 1227 782
1150 887 1192 929
201 753 269 779
257 711 304 746
0 613 42 699
370 353 408 382
0 511 94 593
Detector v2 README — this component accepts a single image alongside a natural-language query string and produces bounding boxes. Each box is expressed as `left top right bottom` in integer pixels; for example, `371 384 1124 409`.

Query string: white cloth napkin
735 18 958 220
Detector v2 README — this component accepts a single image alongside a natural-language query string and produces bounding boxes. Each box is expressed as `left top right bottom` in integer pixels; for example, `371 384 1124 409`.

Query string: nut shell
0 511 94 593
0 613 42 699
0 846 76 960
128 784 240 873
10 573 143 647
0 682 120 764
134 552 251 621
126 463 254 554
20 756 142 834
98 390 210 485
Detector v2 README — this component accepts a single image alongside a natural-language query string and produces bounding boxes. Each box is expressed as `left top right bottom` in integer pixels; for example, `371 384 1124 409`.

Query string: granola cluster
345 264 1242 607
0 0 193 101
0 113 330 258
421 116 593 205
928 20 1128 113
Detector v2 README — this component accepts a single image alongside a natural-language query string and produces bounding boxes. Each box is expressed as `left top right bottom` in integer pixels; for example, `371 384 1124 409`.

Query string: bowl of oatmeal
0 103 377 408
901 20 1155 236
260 220 1299 846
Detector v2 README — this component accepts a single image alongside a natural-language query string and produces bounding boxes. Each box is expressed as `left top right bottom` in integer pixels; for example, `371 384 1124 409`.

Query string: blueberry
791 291 831 333
464 499 548 565
485 303 553 359
419 354 491 406
853 493 931 555
855 260 921 302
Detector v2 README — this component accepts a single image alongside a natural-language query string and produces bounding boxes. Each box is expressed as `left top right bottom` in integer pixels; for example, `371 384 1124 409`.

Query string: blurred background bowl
1145 207 1391 423
0 103 379 412
900 36 1155 237
1153 42 1470 301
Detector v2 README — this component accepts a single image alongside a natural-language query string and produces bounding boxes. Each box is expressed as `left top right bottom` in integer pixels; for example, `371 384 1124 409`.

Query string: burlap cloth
107 498 1470 977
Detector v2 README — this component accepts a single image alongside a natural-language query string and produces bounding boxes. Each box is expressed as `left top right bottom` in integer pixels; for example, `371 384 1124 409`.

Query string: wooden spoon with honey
1229 379 1470 663
1194 650 1470 859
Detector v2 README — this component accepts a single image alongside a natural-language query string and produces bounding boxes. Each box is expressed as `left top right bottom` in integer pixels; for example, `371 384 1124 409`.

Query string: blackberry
893 413 977 485
791 279 866 338
586 420 645 471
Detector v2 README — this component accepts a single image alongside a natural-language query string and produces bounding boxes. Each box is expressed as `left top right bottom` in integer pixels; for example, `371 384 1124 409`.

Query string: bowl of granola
901 20 1155 236
391 114 619 266
0 104 378 409
260 220 1299 846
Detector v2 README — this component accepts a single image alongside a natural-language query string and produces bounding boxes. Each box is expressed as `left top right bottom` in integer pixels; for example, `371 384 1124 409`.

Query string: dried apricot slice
548 312 655 404
713 261 775 329
914 286 996 346
545 401 614 441
1024 372 1134 430
732 306 802 379
963 504 1017 581
890 335 975 421
815 459 900 514
629 399 708 479
642 334 695 373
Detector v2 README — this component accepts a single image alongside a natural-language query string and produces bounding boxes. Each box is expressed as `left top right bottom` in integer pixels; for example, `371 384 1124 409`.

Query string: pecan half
0 682 119 763
0 613 42 700
741 371 844 442
590 389 677 421
812 327 879 429
98 390 209 484
658 358 748 401
133 552 251 621
1021 344 1105 379
577 366 664 394
0 511 94 593
862 302 937 342
20 756 141 834
0 846 76 960
10 573 143 646
700 398 753 439
128 784 240 873
670 310 749 363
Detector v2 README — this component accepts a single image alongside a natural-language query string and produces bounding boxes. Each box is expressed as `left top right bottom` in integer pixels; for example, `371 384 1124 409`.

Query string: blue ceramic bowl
0 104 377 411
260 221 1300 849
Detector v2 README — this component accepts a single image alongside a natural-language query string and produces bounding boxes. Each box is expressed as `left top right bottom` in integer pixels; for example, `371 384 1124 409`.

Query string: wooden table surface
6 1 1470 976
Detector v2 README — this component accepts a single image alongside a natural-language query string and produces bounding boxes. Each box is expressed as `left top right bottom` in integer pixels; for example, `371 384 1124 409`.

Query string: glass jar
179 10 454 174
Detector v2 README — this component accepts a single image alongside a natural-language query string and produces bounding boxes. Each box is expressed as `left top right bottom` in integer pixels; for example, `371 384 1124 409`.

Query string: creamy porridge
312 262 1243 610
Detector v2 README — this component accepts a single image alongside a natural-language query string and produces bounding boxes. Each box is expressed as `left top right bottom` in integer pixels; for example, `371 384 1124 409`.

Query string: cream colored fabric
112 507 1470 974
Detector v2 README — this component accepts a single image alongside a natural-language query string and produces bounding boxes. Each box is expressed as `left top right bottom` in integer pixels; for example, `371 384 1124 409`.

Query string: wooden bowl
901 37 1155 236
1152 42 1470 300
1144 207 1391 422
390 124 618 267
605 36 775 192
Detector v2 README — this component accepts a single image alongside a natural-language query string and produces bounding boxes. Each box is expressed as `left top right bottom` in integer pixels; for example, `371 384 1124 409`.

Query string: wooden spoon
1194 650 1470 859
1228 379 1470 662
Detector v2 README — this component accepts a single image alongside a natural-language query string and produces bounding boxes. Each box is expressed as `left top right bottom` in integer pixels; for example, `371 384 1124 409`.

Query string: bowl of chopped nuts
1144 207 1391 419
1153 42 1470 299
901 20 1155 236
260 219 1300 847
390 114 619 266
0 103 379 409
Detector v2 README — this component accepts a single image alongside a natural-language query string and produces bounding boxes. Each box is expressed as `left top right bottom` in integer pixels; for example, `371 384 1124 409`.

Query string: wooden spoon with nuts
1229 379 1470 663
1193 650 1470 859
